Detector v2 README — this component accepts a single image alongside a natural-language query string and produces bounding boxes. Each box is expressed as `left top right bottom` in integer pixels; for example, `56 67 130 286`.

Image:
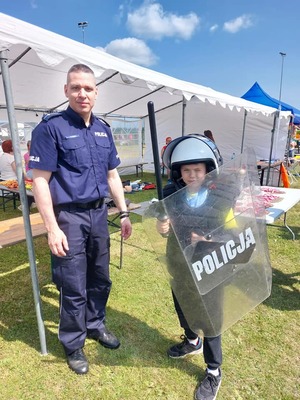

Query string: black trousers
172 291 222 370
51 205 111 355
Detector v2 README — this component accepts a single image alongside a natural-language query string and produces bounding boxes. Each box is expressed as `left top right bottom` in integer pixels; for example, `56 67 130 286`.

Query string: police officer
29 64 132 374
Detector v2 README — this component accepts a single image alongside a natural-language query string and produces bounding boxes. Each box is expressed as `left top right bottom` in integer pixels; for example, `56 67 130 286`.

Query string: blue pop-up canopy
242 82 300 124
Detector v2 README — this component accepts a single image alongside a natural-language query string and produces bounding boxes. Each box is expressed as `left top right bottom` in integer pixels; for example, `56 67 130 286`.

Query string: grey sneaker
167 335 203 358
195 369 222 400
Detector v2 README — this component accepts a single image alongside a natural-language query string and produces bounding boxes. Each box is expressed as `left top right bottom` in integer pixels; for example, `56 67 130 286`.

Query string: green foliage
0 174 299 399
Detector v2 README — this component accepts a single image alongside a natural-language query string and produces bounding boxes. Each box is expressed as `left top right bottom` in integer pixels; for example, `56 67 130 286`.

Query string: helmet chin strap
171 168 186 190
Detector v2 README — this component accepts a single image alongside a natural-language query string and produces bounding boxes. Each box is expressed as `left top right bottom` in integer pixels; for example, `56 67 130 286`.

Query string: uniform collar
65 106 95 127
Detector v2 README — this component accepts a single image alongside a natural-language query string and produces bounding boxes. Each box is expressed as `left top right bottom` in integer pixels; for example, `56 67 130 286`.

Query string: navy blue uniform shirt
29 107 120 205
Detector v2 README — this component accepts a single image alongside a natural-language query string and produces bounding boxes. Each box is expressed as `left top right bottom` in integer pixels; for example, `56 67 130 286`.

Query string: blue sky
1 0 299 108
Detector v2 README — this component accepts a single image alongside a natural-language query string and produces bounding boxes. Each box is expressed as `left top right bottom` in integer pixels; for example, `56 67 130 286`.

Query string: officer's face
181 163 206 191
64 71 98 120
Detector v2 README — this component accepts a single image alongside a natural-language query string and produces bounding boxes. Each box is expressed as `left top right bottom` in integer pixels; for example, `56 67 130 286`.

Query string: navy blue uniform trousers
51 205 111 355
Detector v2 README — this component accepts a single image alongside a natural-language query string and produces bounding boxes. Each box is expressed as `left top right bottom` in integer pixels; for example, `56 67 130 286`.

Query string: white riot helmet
162 134 223 186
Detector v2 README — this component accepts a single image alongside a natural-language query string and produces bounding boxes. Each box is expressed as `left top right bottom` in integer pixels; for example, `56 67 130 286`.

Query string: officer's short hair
67 64 95 76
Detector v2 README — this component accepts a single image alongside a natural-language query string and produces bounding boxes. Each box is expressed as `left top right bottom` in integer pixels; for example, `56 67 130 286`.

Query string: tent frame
0 50 47 355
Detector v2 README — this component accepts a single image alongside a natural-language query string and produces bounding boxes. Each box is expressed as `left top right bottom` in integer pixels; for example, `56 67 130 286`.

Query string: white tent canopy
0 12 291 164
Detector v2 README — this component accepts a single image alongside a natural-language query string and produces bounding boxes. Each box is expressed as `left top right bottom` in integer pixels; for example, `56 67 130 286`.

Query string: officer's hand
48 228 69 257
120 217 132 240
156 218 170 235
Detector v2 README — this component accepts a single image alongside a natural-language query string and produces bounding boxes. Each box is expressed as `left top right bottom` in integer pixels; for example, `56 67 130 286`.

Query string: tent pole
181 97 187 136
266 111 279 186
240 109 248 153
141 100 183 119
284 116 294 164
0 50 47 355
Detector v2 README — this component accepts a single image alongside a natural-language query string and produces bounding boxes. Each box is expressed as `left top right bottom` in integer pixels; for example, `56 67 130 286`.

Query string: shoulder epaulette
97 116 110 127
42 112 63 121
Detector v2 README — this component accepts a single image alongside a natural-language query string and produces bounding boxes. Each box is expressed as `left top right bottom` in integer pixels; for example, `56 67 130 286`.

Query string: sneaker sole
168 346 203 359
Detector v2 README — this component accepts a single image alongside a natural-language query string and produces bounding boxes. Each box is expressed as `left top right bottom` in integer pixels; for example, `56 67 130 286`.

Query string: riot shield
143 148 272 337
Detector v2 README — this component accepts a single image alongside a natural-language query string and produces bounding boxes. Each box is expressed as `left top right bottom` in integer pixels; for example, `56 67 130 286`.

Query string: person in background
0 139 35 211
24 140 33 180
203 130 215 143
161 136 172 181
294 126 300 154
288 126 297 158
29 63 132 375
203 131 224 164
0 139 17 180
157 135 229 400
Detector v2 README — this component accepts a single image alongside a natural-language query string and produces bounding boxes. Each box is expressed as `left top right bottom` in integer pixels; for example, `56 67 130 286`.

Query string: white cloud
30 0 38 8
113 5 123 24
103 37 158 67
209 24 218 33
127 2 200 40
223 14 253 33
118 4 125 18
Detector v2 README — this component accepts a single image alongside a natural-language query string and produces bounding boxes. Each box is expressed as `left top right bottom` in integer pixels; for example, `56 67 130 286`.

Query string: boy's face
180 163 207 190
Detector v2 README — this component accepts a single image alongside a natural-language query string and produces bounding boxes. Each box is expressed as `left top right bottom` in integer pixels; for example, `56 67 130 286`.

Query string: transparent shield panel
142 148 272 337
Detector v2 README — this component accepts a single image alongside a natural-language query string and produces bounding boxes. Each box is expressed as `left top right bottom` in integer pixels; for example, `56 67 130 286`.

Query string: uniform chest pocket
94 136 110 148
62 136 88 167
94 136 110 164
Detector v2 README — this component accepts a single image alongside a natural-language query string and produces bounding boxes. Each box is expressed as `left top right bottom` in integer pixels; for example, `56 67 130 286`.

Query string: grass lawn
0 172 299 399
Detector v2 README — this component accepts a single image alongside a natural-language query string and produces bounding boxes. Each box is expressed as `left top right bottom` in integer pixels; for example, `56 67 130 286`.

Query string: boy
156 134 232 400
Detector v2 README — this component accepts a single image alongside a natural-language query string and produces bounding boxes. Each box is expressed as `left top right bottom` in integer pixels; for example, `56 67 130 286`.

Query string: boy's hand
156 218 170 235
191 232 212 245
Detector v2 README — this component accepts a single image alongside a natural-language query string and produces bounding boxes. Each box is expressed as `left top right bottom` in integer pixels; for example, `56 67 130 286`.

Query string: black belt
54 198 105 212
